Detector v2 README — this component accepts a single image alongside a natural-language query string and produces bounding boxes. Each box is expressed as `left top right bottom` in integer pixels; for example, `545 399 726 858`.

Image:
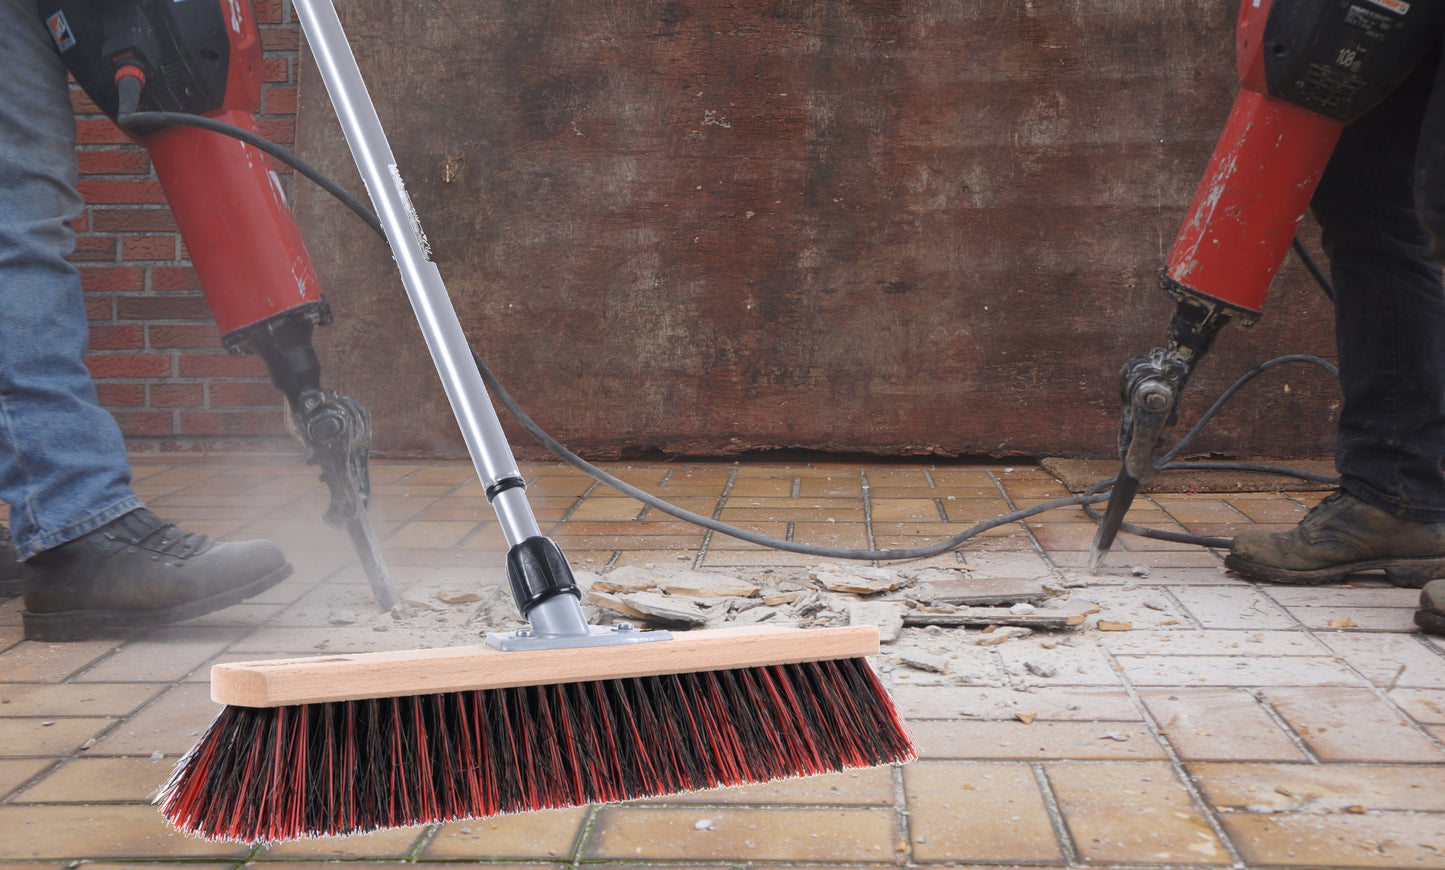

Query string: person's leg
1407 46 1445 632
1227 53 1445 587
0 0 144 555
1 0 292 640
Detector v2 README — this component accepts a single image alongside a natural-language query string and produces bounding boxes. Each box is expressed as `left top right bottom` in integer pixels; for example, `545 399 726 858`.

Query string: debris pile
575 563 1108 647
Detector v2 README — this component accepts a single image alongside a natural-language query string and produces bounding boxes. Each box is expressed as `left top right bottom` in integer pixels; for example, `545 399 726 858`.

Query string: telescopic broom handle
291 0 591 639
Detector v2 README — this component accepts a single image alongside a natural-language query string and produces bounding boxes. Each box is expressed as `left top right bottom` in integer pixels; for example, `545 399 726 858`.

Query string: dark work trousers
1312 47 1445 521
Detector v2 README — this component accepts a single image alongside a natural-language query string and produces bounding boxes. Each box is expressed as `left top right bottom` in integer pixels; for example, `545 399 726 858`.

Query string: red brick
116 294 212 321
209 381 283 408
179 410 286 436
70 88 102 114
75 119 132 145
148 324 223 350
262 58 290 84
95 382 145 407
84 295 114 320
84 353 171 379
71 212 89 233
111 410 176 437
264 85 298 115
149 383 205 408
149 266 200 291
79 266 144 292
90 208 177 233
178 353 268 378
71 236 117 262
254 0 283 24
254 118 294 145
76 179 168 205
77 149 151 175
260 28 298 52
121 235 178 261
88 324 144 351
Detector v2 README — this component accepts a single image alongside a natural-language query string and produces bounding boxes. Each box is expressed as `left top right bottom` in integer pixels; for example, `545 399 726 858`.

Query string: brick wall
70 0 302 453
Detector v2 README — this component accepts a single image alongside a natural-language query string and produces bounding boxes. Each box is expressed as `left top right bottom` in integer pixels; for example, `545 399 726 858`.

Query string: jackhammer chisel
37 0 399 609
1091 0 1445 570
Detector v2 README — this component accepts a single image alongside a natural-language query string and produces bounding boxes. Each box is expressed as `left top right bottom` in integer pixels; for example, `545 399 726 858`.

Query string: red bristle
157 658 916 842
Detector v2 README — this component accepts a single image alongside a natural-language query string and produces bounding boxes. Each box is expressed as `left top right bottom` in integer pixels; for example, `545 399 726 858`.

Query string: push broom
156 0 914 842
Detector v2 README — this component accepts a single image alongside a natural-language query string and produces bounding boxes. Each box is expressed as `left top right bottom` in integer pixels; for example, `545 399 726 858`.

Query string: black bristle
157 657 916 842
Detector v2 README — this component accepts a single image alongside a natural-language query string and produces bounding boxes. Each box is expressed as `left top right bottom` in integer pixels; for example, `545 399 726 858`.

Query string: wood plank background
292 0 1341 461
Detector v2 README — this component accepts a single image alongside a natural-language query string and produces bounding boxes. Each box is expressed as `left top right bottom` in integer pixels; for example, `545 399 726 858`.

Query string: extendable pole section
291 0 659 649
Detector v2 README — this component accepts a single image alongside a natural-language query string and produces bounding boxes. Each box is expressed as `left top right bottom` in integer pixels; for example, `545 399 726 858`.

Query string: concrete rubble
563 562 1159 683
319 560 1168 686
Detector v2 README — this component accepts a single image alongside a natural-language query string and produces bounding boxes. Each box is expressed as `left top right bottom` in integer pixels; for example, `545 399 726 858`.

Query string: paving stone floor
2 455 1445 868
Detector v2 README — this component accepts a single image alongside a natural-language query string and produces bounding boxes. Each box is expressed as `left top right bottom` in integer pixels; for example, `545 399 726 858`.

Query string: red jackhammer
36 0 398 609
1091 0 1445 569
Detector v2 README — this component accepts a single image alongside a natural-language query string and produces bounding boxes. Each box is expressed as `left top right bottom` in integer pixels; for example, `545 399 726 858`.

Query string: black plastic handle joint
505 535 580 616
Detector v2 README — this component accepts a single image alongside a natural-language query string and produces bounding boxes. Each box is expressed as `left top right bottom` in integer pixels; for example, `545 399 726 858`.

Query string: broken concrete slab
810 565 906 595
658 570 760 603
618 590 709 626
583 589 647 620
763 590 808 606
590 565 659 594
847 601 906 644
973 626 1034 646
898 651 950 673
913 572 1049 606
902 599 1100 630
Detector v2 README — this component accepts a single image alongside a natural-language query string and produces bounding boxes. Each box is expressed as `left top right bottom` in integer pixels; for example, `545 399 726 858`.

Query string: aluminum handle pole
291 0 540 548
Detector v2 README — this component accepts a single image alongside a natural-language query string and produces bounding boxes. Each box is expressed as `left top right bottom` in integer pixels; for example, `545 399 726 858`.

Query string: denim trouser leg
1312 54 1445 521
0 0 143 558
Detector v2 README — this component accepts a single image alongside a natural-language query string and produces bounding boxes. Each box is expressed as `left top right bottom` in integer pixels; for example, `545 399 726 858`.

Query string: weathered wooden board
293 0 1340 460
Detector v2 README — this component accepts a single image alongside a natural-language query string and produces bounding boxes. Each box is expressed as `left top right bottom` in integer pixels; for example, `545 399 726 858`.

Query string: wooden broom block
211 624 882 708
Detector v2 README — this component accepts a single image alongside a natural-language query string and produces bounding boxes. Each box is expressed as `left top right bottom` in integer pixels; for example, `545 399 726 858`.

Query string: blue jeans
0 0 143 558
1313 48 1445 522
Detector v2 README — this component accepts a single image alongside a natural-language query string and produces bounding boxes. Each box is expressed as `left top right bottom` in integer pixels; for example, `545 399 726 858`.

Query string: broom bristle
157 656 915 842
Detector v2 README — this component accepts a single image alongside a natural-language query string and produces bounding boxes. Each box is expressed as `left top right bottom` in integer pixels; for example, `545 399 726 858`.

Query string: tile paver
1046 761 1231 864
1190 761 1445 812
2 455 1444 867
904 760 1063 864
1139 687 1308 762
584 805 902 862
1261 686 1445 762
1219 811 1445 868
15 756 172 803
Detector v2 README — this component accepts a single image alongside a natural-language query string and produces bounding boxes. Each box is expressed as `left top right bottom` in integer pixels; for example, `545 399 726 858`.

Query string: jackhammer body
37 0 397 608
1091 0 1445 569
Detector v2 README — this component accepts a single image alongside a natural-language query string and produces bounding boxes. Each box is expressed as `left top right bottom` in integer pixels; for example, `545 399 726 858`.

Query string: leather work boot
1225 491 1445 587
0 525 22 597
1417 581 1445 634
21 508 291 642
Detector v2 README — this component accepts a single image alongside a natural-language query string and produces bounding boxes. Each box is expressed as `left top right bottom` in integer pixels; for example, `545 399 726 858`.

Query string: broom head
157 624 915 841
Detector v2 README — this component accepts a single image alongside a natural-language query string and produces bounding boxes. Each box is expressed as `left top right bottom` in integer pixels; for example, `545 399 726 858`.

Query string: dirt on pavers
1041 457 1336 494
295 558 1200 695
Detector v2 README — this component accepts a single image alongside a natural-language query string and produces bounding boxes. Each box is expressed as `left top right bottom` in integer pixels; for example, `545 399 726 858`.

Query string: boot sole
1416 608 1445 635
1224 553 1445 588
21 563 293 642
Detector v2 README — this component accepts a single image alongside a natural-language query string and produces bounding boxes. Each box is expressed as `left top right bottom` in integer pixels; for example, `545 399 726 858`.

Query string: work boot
1225 490 1445 587
1417 581 1445 634
0 525 21 597
21 508 291 642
